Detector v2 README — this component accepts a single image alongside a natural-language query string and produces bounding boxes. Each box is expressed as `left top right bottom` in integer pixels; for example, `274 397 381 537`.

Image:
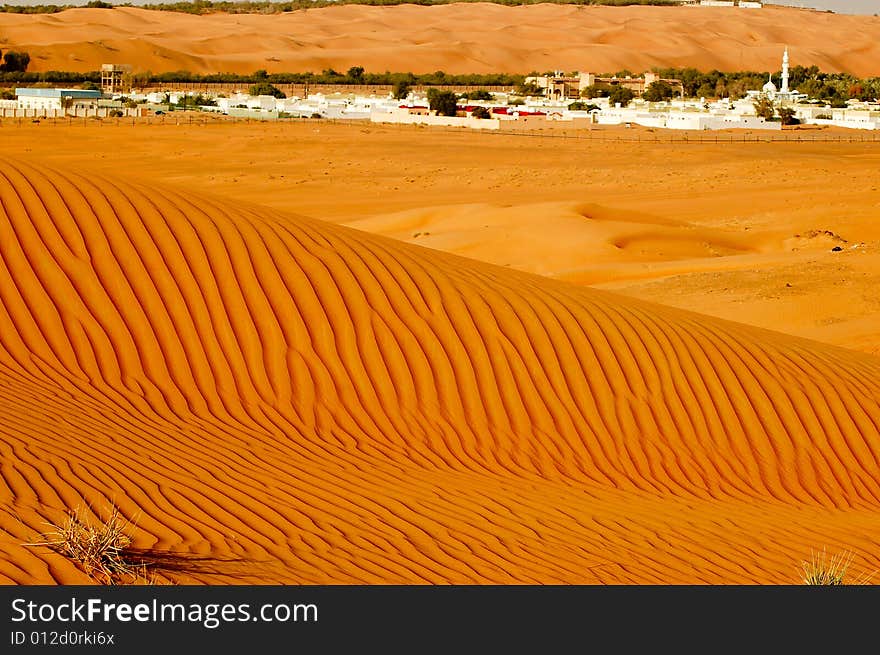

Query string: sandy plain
1 117 879 585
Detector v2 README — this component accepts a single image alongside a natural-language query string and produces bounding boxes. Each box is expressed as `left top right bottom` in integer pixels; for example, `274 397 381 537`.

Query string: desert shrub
470 106 491 119
24 503 143 584
801 549 874 585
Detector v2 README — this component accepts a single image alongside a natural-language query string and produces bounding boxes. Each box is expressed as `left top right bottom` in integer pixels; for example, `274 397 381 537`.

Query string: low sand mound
2 4 880 77
345 201 765 282
1 157 879 584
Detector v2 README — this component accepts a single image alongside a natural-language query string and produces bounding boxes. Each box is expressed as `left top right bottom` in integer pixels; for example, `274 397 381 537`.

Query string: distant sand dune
2 4 880 76
1 157 880 584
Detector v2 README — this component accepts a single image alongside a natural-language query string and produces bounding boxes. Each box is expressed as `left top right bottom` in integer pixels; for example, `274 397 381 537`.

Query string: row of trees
3 61 878 107
0 67 522 87
578 67 880 106
649 65 880 104
580 82 636 106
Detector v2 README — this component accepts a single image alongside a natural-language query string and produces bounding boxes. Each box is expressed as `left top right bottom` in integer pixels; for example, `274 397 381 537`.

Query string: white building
15 87 101 112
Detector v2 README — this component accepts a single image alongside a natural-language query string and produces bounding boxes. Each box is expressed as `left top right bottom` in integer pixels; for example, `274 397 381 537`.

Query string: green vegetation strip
2 64 877 105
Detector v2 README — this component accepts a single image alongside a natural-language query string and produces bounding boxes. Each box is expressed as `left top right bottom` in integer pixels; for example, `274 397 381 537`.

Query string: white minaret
781 46 790 94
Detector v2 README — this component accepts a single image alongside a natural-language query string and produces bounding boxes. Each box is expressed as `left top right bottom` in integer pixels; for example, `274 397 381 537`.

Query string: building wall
371 112 501 130
597 108 781 130
1 106 141 118
16 97 62 111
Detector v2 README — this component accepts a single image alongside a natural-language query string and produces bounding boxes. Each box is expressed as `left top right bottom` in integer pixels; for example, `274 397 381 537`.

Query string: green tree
778 106 797 125
581 83 611 99
1 50 31 73
568 101 598 111
131 72 152 91
470 106 491 119
753 95 775 120
463 89 492 101
514 81 542 97
347 66 365 82
694 82 715 99
608 85 634 107
642 80 675 102
249 82 285 98
427 88 458 116
392 80 411 100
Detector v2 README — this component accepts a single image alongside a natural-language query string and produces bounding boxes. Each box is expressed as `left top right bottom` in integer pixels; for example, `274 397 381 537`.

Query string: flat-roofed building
15 88 102 112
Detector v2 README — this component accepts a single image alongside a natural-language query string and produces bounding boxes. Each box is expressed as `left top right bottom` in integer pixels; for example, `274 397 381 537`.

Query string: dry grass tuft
801 548 874 586
24 503 150 584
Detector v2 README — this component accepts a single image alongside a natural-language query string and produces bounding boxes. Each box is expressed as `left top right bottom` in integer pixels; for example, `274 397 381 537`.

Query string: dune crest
1 158 879 584
2 4 880 77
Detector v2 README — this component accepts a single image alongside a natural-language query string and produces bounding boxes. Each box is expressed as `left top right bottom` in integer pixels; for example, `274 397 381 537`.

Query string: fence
2 113 879 144
138 83 515 97
0 106 145 119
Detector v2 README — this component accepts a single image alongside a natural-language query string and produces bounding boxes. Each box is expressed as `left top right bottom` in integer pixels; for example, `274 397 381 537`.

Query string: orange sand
2 4 880 77
3 120 879 356
1 132 880 583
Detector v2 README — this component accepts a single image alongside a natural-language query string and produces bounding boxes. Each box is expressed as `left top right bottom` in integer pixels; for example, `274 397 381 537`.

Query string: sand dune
3 120 879 359
1 156 880 584
2 4 880 77
346 200 769 281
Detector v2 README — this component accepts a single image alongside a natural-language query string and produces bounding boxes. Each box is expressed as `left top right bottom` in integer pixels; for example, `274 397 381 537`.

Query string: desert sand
3 120 879 355
1 118 880 584
2 4 880 77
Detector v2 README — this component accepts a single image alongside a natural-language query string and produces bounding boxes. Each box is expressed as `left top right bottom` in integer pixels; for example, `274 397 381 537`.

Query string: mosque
755 47 806 102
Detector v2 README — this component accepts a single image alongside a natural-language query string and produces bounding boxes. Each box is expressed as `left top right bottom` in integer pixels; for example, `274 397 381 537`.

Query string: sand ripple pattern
1 159 880 584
